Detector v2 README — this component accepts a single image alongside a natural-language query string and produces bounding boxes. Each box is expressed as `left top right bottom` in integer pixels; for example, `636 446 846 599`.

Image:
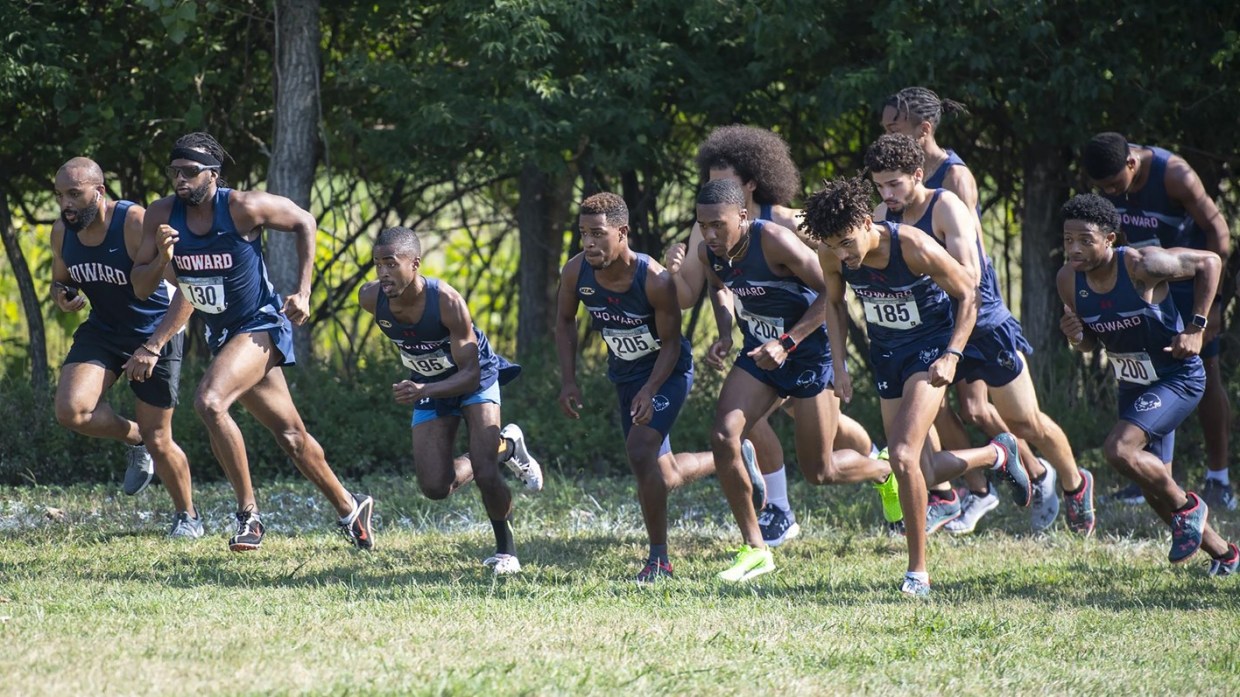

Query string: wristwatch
1191 314 1208 330
778 333 797 352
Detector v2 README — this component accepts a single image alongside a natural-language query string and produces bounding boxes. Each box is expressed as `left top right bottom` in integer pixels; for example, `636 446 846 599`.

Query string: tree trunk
0 188 49 398
1020 143 1071 391
516 162 571 361
267 0 321 364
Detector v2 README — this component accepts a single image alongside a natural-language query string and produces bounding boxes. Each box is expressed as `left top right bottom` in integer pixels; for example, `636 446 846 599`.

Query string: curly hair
375 225 422 258
1060 194 1120 234
1081 132 1130 181
800 177 874 241
694 125 801 206
883 87 967 130
863 134 924 175
580 192 629 226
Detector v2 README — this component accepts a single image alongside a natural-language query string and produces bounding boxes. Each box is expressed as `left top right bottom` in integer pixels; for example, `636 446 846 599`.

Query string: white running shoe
500 424 543 492
1030 458 1060 533
483 554 522 575
944 487 1000 535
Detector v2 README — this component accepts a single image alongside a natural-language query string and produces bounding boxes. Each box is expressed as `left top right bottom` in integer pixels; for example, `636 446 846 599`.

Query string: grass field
2 457 1239 696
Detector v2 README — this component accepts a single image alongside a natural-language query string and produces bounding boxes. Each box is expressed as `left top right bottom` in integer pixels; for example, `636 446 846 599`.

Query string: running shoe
741 439 765 512
636 558 673 584
1110 482 1146 505
500 424 544 492
717 544 774 582
338 492 375 550
168 510 204 539
123 443 155 496
1208 543 1240 578
1201 479 1237 512
228 507 265 552
758 503 800 547
945 486 1000 535
991 433 1031 507
874 472 903 525
926 491 962 534
1063 468 1097 536
1169 492 1207 564
1030 459 1060 533
900 574 931 597
483 554 522 575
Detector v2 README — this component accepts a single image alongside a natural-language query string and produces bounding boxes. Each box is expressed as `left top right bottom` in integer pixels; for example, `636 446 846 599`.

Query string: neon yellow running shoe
874 472 903 524
717 544 775 582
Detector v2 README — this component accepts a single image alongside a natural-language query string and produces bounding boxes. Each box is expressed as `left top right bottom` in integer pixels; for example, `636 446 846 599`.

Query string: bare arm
641 264 684 395
131 197 176 300
935 191 983 286
761 224 828 346
554 256 584 417
666 224 708 309
121 203 147 260
1130 245 1222 320
49 222 86 312
903 226 977 356
231 190 317 323
818 245 855 401
1057 264 1098 352
941 165 980 215
122 292 195 382
417 285 482 400
358 281 380 316
1166 157 1230 264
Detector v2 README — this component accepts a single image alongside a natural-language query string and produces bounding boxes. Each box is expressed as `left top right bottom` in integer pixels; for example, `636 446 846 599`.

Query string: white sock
870 443 880 459
991 443 1007 470
905 571 930 584
763 466 791 515
339 497 359 524
1205 469 1230 486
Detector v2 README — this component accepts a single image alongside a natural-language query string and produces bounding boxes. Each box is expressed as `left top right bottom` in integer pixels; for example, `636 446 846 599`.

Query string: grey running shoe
1169 492 1207 564
900 575 931 597
1110 482 1146 505
228 508 265 552
945 486 1000 535
1208 544 1240 578
500 424 544 492
741 438 766 512
991 433 1031 507
168 511 204 539
1063 468 1097 536
338 492 375 550
926 492 962 534
123 444 155 496
758 503 801 547
1201 479 1237 512
1030 459 1061 533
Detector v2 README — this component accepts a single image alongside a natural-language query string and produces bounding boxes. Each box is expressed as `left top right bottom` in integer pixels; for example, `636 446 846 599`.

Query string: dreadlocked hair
174 132 233 187
1060 194 1120 234
694 125 801 206
883 87 968 129
863 134 925 175
580 192 629 227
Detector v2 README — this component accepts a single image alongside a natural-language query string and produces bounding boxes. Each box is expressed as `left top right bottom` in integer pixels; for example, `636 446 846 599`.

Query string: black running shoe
339 493 375 550
228 508 265 552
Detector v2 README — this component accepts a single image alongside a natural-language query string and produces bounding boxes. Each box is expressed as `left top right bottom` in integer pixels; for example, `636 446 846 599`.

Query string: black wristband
944 348 964 360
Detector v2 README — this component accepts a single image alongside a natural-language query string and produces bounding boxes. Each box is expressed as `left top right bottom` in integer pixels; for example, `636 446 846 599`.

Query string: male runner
361 226 541 575
50 157 200 537
803 176 1031 597
1058 194 1237 576
1082 133 1234 510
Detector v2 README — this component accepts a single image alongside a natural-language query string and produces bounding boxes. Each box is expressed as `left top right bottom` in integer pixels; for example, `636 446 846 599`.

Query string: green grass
1 457 1239 696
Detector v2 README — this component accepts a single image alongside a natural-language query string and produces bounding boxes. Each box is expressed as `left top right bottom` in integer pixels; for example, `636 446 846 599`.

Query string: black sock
1031 471 1048 484
1063 481 1084 496
492 516 515 556
648 543 669 563
1173 497 1196 514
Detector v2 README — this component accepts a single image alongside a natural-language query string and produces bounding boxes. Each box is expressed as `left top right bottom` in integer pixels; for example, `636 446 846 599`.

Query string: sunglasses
166 164 220 180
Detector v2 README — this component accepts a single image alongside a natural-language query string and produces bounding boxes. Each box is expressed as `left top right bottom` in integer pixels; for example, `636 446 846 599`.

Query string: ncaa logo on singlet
579 287 595 296
652 395 671 412
1134 393 1163 412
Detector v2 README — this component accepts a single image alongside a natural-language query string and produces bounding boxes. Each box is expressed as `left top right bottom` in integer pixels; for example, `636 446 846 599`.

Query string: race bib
602 326 659 361
400 348 455 377
178 276 226 314
735 299 785 342
862 296 921 330
1108 351 1157 385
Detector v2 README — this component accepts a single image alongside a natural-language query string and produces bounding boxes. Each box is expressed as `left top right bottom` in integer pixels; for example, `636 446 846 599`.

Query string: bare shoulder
560 252 584 280
358 281 381 313
771 205 802 231
50 219 66 252
144 195 175 224
942 164 978 192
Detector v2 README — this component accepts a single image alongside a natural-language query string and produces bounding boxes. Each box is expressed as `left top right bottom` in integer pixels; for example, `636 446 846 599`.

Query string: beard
179 180 213 206
61 202 99 232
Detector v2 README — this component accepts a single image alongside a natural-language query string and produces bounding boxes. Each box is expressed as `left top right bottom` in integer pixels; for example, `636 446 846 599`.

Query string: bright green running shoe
717 544 775 582
874 472 903 524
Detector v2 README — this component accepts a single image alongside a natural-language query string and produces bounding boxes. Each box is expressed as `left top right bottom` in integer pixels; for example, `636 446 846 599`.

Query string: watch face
1193 314 1208 328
